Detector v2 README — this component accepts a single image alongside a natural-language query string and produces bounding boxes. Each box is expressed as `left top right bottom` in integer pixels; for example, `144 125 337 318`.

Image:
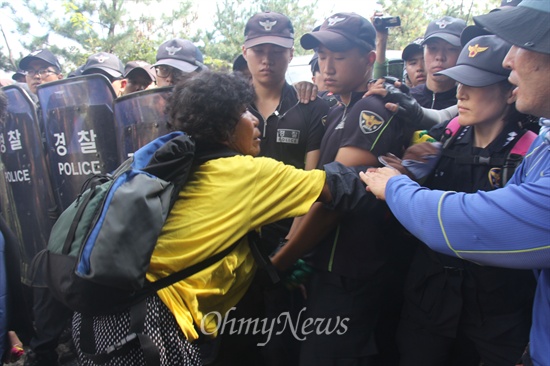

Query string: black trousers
397 247 534 366
298 270 386 366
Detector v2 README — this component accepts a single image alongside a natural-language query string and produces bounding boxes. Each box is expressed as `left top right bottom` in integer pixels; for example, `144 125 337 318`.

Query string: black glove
382 83 425 128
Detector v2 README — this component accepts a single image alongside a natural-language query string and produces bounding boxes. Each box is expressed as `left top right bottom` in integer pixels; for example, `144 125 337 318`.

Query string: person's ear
366 50 377 65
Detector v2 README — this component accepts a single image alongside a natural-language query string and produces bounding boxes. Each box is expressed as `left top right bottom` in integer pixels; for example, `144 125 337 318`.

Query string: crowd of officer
0 0 548 365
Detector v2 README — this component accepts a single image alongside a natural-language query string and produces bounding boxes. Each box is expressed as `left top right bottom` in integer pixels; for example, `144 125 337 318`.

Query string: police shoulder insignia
489 167 502 189
359 110 385 134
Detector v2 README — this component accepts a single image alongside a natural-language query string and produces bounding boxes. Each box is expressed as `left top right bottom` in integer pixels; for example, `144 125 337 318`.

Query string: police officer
152 38 205 87
360 2 550 365
410 16 465 110
273 12 416 365
395 35 537 366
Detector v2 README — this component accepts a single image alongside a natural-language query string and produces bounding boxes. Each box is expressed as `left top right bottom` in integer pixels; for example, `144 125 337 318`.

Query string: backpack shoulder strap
510 130 537 156
445 116 461 136
501 130 538 185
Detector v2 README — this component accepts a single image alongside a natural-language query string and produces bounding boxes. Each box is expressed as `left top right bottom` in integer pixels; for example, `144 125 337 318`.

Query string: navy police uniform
410 84 457 110
250 82 327 170
397 120 537 366
300 92 415 365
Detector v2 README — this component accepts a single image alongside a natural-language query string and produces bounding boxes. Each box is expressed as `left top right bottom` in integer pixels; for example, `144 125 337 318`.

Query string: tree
198 0 319 68
4 0 196 73
378 0 499 50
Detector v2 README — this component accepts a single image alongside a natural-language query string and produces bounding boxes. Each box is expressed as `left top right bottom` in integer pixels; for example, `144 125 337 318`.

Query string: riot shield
0 84 57 284
113 86 172 161
37 74 119 210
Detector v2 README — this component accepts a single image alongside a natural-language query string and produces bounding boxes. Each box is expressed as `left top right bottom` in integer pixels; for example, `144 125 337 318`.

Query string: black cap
460 25 492 47
124 61 156 81
435 35 511 87
301 12 376 52
152 39 205 73
232 54 247 72
11 69 26 82
68 65 84 78
402 37 424 61
82 52 124 78
244 11 294 48
19 49 61 71
492 0 523 10
474 0 549 55
422 16 467 47
309 52 319 74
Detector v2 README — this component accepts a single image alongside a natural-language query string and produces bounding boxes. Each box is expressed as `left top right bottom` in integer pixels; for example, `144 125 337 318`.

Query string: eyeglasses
154 65 183 79
26 68 58 78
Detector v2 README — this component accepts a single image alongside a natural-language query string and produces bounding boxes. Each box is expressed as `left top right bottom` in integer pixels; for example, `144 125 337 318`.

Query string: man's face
25 60 62 94
316 45 371 95
244 43 292 86
423 38 461 84
405 52 426 87
504 45 550 118
122 71 154 95
155 65 185 87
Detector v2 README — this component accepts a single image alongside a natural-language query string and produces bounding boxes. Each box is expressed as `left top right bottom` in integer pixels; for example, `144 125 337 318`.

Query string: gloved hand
401 142 442 179
379 142 442 180
271 239 314 292
378 153 412 178
283 259 314 291
381 83 425 128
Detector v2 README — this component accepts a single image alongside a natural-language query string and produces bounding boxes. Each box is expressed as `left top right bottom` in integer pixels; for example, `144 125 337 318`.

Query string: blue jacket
383 134 550 365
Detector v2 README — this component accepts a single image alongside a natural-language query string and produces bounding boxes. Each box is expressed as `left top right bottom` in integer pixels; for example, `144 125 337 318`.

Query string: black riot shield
37 74 119 210
0 84 58 284
113 86 172 161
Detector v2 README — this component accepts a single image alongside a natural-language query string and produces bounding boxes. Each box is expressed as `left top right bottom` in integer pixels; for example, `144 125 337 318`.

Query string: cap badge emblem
165 46 182 56
259 20 277 31
468 44 489 58
327 16 345 26
95 55 109 63
436 19 452 28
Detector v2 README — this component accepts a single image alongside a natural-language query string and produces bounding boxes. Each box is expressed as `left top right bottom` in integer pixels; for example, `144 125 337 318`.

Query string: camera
373 16 401 30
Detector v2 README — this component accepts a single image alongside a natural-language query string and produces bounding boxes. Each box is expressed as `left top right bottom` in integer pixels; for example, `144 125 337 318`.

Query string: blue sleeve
385 175 550 269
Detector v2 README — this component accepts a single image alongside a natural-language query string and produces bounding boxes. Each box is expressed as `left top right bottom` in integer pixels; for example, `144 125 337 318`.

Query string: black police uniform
397 119 537 366
300 92 416 365
410 83 457 110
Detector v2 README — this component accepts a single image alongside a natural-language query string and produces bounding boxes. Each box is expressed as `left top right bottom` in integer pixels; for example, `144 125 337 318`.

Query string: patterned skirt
72 294 201 366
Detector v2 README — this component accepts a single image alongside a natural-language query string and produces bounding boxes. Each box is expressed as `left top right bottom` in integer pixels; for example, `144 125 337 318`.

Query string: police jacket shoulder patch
359 110 385 134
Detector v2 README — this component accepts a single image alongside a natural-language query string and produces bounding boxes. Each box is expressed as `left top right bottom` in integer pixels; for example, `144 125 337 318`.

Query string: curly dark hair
167 71 254 144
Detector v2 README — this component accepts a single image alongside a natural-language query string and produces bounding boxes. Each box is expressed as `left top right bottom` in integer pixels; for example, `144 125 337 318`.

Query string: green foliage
378 0 500 50
198 0 318 62
0 0 503 75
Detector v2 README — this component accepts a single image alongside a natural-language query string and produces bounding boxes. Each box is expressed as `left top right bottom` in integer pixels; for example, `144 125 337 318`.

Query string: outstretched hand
359 167 401 200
